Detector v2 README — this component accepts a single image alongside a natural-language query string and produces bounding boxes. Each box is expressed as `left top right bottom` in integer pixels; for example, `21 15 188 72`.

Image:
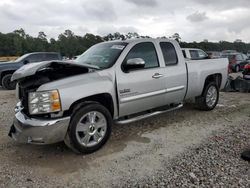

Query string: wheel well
66 93 114 118
0 70 15 81
203 74 222 90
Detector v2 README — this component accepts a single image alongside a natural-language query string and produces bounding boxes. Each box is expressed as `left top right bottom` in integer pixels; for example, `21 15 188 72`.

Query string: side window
45 54 59 61
26 54 44 63
124 42 159 69
198 50 207 59
236 54 243 61
242 54 248 60
190 50 199 60
190 50 207 60
160 42 178 65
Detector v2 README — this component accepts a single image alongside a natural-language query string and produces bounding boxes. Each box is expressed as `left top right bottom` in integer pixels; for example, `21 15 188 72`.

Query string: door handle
152 73 163 79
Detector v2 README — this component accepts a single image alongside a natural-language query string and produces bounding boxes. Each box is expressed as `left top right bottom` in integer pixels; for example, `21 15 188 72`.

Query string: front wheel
195 82 219 111
65 103 112 154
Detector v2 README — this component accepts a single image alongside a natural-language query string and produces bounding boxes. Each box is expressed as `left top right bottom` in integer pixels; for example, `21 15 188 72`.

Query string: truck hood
11 60 96 81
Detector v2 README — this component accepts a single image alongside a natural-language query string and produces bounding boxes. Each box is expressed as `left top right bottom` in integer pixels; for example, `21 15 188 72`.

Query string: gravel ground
0 86 249 187
123 116 250 188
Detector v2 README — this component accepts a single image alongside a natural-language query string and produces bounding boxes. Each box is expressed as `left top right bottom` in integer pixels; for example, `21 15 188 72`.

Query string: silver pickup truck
9 39 228 154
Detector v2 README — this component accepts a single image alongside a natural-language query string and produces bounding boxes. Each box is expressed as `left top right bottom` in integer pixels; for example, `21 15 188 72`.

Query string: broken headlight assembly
28 90 61 115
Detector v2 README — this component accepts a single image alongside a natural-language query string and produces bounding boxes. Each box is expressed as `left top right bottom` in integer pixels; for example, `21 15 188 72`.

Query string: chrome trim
115 103 183 124
166 86 185 93
120 86 185 103
127 58 145 66
152 73 164 79
15 111 70 127
10 111 70 145
120 89 166 103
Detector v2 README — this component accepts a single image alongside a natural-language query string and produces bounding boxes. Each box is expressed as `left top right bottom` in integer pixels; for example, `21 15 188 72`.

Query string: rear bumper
9 111 70 145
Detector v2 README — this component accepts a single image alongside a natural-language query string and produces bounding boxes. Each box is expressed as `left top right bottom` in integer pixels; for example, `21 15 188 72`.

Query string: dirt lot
0 86 249 187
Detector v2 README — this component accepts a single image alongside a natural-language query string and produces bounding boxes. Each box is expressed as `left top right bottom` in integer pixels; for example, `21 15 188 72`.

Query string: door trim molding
120 85 185 103
166 85 185 93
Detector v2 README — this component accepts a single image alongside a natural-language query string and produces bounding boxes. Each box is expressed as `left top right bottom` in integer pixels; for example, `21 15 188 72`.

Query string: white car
247 51 250 58
182 48 209 60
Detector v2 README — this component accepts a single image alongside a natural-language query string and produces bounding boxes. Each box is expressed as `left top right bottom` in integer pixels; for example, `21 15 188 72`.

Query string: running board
115 103 183 125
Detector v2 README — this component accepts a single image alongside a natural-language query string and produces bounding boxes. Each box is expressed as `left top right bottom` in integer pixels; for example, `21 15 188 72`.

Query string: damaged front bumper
9 105 70 145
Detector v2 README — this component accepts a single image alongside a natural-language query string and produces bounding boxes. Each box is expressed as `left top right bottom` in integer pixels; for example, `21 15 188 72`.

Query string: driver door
116 42 166 117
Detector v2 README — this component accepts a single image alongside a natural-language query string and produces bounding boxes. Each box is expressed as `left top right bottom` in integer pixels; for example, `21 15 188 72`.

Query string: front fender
37 71 118 118
59 80 115 110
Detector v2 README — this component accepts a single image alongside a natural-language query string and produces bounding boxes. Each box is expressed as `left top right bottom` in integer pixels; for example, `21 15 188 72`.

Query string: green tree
0 29 250 57
171 33 181 42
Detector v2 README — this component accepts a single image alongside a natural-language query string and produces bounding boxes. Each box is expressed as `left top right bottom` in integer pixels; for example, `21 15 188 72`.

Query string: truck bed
185 58 228 99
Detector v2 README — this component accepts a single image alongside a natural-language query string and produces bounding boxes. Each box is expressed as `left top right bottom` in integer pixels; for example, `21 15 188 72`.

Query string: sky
0 0 250 42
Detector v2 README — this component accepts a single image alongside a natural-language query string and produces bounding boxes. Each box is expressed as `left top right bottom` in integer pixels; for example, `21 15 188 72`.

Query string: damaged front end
9 61 92 144
13 61 91 117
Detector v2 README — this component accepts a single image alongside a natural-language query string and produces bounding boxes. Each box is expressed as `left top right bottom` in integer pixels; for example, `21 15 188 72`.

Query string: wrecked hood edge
11 60 93 82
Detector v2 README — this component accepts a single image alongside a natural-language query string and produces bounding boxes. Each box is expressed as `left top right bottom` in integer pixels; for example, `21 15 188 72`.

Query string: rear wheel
65 103 112 154
195 82 219 111
1 74 16 90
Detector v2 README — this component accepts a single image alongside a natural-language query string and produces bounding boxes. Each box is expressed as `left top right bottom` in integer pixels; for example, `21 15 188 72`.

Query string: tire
235 65 240 72
65 103 112 154
195 82 219 111
1 74 16 90
241 150 250 161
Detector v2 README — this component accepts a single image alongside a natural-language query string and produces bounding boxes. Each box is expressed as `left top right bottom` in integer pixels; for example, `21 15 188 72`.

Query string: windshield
14 54 30 62
75 42 128 69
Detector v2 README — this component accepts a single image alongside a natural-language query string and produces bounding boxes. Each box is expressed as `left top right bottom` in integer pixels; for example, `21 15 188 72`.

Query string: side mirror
123 58 145 72
23 60 29 64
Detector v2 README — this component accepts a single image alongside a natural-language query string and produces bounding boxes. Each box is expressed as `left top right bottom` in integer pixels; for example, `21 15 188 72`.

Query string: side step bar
115 103 183 125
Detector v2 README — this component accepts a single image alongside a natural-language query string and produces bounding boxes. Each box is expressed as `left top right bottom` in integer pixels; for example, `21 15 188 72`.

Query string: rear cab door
158 41 187 105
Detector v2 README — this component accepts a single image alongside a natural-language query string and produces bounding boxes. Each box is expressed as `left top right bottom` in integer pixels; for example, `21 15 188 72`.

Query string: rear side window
27 54 44 63
236 54 243 61
45 53 59 61
242 54 248 60
124 42 159 69
160 42 178 65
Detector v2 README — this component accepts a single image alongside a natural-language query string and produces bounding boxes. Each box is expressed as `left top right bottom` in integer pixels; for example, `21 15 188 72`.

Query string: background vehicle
206 51 222 59
9 39 228 154
182 48 209 60
247 51 250 58
222 53 249 72
222 50 237 55
243 63 250 80
0 52 62 90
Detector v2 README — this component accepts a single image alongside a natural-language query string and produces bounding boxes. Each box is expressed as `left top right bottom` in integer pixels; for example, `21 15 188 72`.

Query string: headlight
28 90 61 115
